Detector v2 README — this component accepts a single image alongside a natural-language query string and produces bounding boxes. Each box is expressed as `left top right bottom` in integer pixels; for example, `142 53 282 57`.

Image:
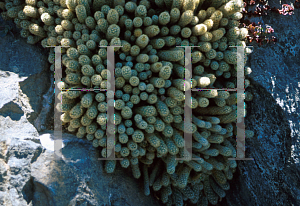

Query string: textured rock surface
247 0 300 164
0 116 43 206
0 124 163 206
32 131 163 206
219 81 300 206
0 16 53 132
219 1 300 205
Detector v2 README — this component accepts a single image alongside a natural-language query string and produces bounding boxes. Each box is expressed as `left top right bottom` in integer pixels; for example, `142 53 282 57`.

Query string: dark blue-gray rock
0 16 53 132
218 81 300 206
248 0 300 164
32 131 163 206
219 1 300 205
0 123 163 206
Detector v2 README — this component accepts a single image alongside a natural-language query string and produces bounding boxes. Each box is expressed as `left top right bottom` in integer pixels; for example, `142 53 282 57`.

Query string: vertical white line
229 46 254 160
183 46 193 161
98 46 123 160
52 46 67 160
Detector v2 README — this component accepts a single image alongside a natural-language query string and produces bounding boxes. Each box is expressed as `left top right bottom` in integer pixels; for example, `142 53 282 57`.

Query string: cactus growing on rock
0 0 255 205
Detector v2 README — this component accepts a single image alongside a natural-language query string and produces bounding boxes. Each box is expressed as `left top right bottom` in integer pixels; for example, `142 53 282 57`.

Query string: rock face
0 127 163 206
219 1 300 205
247 0 300 165
0 1 300 205
0 116 43 206
219 81 300 206
0 16 53 132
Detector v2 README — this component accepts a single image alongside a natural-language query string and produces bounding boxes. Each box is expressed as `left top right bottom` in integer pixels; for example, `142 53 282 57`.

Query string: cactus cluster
0 0 255 205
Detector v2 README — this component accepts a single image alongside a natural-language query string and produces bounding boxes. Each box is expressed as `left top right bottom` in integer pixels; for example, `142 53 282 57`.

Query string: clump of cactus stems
0 0 255 205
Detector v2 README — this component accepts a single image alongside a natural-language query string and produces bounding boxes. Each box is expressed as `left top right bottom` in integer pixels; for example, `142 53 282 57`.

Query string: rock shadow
217 79 298 206
0 101 24 121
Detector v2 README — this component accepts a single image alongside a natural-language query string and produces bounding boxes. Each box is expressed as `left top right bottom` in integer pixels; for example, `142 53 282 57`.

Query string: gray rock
219 1 300 205
219 81 300 206
248 7 300 164
31 131 163 206
0 122 163 206
0 116 43 206
0 16 53 132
